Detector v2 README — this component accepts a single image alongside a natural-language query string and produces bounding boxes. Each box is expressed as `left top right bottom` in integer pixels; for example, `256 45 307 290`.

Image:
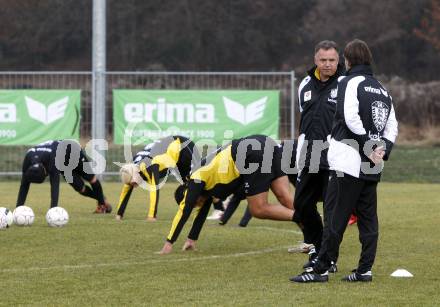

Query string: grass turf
1 181 439 306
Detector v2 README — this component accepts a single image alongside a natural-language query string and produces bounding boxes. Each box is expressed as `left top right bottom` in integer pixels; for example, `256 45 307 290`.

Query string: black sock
90 181 105 204
213 200 224 211
81 186 97 200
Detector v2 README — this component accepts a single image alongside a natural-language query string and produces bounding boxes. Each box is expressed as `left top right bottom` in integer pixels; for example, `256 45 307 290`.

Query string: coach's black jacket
297 64 344 171
328 65 398 182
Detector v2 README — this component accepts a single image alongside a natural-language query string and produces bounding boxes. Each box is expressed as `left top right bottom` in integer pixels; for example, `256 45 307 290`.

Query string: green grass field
1 181 439 306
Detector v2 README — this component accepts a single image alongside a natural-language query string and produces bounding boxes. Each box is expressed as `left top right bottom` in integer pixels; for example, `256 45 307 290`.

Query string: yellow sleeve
151 139 181 171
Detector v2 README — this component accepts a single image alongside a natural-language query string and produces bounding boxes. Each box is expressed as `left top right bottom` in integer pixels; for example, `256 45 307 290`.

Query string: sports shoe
328 262 338 273
206 209 223 220
287 242 315 254
290 271 329 283
94 202 112 214
341 270 372 282
348 214 358 225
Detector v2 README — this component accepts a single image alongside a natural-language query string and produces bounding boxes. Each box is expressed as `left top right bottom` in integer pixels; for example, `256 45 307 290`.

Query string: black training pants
292 169 329 252
322 171 379 274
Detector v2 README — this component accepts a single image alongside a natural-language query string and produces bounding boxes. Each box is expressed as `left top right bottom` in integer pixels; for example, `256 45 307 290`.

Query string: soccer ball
13 206 35 226
46 207 69 227
0 207 14 227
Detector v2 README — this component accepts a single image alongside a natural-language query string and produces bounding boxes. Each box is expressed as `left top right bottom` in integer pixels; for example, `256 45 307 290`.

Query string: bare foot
182 239 197 251
158 242 173 255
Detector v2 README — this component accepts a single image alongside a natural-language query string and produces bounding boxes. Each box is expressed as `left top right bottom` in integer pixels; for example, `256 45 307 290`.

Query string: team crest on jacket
330 88 338 99
372 101 389 131
304 91 312 102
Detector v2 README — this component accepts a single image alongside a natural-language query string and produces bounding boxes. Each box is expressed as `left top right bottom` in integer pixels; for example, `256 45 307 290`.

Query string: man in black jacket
290 39 398 283
292 41 344 265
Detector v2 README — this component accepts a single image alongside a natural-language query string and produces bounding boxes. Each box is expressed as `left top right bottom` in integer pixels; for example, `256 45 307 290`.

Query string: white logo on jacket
380 88 389 97
304 91 311 102
328 87 338 103
372 101 389 132
364 86 388 97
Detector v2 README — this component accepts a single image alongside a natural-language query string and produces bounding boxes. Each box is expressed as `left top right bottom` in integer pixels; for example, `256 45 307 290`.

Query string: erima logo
364 86 381 94
124 98 215 123
380 88 388 97
364 86 388 97
0 103 17 123
223 96 267 125
25 96 69 125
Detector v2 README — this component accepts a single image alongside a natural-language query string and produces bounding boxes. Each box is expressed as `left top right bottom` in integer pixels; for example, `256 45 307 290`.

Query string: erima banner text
113 90 280 144
0 90 81 145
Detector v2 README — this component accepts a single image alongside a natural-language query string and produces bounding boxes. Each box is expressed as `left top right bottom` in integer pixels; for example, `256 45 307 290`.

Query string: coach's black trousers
317 171 378 274
292 169 329 252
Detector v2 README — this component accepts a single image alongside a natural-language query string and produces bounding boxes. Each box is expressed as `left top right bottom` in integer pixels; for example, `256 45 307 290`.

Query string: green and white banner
0 90 81 145
113 90 279 144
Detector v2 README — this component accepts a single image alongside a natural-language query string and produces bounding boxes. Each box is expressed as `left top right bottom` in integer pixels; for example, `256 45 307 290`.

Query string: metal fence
0 71 297 176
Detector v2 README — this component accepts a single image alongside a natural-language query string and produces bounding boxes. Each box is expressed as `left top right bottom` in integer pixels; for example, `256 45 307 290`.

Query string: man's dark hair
24 163 47 183
174 184 186 205
343 39 373 66
314 40 339 54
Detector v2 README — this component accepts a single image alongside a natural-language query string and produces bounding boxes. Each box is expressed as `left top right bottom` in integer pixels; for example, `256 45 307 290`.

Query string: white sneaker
287 242 315 254
206 209 223 220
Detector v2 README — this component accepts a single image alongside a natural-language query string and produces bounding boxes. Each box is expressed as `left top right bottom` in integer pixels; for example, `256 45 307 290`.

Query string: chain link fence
0 71 297 177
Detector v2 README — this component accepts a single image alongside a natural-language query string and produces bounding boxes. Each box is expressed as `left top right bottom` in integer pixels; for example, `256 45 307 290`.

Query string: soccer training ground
1 146 440 306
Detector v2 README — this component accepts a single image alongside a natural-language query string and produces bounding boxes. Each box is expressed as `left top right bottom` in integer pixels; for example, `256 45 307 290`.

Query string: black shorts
62 149 95 182
74 150 95 181
232 135 285 196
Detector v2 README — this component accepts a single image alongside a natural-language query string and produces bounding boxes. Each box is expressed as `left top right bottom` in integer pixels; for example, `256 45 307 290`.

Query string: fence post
290 70 296 139
92 0 106 179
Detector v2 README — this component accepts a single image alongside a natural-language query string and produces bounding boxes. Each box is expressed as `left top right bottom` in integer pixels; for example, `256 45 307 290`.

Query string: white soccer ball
0 211 8 230
13 206 35 226
0 207 14 227
46 207 69 227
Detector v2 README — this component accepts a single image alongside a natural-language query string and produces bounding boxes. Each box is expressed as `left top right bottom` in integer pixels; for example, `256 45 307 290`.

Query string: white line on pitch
1 245 292 274
250 226 302 235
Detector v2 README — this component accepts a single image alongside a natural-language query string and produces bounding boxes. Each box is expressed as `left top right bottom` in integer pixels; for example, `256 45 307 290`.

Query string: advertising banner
113 90 279 144
0 90 81 145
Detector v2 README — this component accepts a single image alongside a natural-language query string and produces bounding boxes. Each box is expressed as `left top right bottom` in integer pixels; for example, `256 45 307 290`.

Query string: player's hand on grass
115 215 122 221
147 216 157 222
182 239 196 251
158 242 173 255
